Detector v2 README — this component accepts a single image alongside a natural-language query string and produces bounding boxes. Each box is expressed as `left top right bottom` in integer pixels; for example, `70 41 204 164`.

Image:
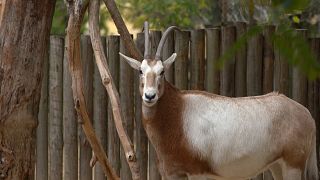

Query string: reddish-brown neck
142 81 212 175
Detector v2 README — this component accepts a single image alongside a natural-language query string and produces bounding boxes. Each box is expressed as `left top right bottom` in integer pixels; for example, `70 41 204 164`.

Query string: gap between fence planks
88 0 140 179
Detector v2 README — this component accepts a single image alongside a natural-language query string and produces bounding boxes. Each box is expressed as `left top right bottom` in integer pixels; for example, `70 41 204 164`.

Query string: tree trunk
0 1 55 179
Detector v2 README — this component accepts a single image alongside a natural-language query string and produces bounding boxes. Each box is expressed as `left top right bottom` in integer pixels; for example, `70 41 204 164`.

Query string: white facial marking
140 60 164 106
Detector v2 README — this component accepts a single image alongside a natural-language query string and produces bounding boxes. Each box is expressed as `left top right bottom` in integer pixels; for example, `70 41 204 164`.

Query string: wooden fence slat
221 26 236 97
309 38 320 160
235 22 247 97
292 29 308 106
36 44 49 180
149 30 162 180
93 37 108 180
120 35 135 180
190 29 205 90
63 37 78 180
174 30 190 90
247 26 264 180
48 36 64 180
263 26 275 94
205 28 220 94
274 35 289 96
163 30 175 83
79 35 94 180
247 28 263 96
135 32 148 180
107 35 121 175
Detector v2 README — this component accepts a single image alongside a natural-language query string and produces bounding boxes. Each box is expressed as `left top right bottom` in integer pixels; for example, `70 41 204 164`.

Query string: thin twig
65 1 119 179
102 0 143 61
88 0 140 179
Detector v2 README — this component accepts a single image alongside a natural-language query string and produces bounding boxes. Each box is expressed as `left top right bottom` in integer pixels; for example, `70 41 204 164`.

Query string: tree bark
0 0 55 179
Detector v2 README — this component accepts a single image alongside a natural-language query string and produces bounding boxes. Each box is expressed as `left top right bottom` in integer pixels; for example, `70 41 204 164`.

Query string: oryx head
120 22 179 107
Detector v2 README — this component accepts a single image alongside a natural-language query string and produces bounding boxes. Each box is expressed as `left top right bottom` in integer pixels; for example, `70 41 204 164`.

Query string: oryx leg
282 165 302 180
269 162 283 180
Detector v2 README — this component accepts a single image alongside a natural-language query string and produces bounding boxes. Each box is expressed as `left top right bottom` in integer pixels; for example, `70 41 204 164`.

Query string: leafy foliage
50 0 320 78
117 0 217 29
218 0 320 79
51 0 109 35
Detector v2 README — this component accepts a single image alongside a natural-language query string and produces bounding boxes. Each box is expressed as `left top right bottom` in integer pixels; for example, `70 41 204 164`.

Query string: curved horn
144 21 151 59
155 26 181 60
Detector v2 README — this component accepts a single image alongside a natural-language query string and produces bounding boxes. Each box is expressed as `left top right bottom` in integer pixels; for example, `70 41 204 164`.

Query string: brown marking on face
142 81 215 177
147 59 158 66
145 72 156 88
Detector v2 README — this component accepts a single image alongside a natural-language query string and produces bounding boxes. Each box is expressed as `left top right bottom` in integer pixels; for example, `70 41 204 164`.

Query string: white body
142 86 317 180
182 93 309 179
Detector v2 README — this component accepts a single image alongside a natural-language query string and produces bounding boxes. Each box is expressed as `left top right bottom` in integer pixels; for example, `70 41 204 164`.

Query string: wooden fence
35 24 320 180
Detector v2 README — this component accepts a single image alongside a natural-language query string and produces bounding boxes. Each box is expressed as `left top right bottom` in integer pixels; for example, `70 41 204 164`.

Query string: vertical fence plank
149 30 162 180
120 35 135 180
48 36 64 180
206 28 220 94
292 29 308 106
93 37 108 180
221 26 236 97
309 37 320 158
107 35 121 175
174 31 190 90
315 39 320 160
235 22 247 97
262 28 275 180
247 29 263 96
274 34 289 96
135 32 148 180
79 35 94 180
63 38 78 180
263 26 275 94
163 31 175 83
190 29 205 90
247 27 264 180
36 44 49 180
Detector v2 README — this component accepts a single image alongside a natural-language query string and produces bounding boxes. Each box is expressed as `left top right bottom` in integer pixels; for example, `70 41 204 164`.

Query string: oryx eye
139 69 143 75
160 70 165 76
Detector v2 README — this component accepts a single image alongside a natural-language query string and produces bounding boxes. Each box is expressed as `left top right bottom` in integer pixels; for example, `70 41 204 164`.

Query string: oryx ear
163 53 177 70
119 53 141 70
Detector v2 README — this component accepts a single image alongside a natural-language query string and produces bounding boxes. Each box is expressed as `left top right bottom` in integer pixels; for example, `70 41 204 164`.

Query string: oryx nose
145 93 156 101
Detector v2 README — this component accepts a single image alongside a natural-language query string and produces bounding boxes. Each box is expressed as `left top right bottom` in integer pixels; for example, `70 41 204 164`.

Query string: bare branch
65 1 119 179
88 0 140 179
102 0 143 60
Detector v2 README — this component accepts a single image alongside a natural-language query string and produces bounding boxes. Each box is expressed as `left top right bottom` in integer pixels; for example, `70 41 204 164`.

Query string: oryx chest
182 94 280 178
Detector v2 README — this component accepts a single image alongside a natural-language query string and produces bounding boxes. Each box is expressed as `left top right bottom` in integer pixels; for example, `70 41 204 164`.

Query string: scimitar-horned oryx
119 22 318 180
